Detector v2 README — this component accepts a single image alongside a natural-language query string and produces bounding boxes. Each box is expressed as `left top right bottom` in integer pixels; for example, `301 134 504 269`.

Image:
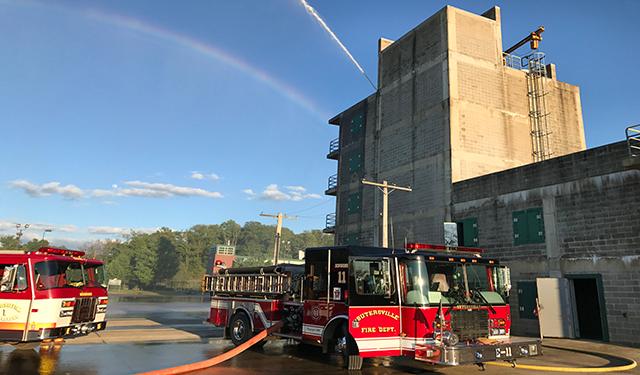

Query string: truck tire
335 322 362 370
230 313 252 346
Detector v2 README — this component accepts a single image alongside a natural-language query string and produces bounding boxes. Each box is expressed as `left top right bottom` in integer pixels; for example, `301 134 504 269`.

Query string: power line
289 199 333 215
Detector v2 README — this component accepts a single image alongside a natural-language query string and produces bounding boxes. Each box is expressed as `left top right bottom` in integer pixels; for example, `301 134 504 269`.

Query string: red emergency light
405 243 483 254
37 247 86 257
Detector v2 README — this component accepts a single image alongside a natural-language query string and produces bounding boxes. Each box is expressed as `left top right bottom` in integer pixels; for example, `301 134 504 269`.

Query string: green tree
154 228 180 285
105 242 133 285
129 234 157 289
220 220 241 246
0 236 21 249
101 219 334 291
185 224 221 270
23 238 50 252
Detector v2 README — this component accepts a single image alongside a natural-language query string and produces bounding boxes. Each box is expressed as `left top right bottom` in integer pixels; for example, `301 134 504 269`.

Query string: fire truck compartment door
348 257 402 357
536 277 575 338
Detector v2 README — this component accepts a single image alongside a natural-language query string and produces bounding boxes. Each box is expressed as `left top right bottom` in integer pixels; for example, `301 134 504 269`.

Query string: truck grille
71 297 98 323
450 309 488 341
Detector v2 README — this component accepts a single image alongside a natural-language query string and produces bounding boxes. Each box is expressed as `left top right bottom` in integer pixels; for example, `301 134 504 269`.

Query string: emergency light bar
405 243 483 254
37 247 86 257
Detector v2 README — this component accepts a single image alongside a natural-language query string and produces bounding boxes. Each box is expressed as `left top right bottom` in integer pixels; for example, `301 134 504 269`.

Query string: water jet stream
299 0 377 90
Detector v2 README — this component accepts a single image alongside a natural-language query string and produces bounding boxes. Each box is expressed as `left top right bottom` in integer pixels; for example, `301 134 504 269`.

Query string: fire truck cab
0 247 108 344
203 244 541 370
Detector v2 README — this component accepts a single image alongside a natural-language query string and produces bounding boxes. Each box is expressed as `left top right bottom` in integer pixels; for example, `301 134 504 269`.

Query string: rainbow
3 0 328 120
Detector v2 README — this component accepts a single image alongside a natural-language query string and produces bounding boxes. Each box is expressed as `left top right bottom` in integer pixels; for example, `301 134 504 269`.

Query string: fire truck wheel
336 322 362 370
230 313 253 346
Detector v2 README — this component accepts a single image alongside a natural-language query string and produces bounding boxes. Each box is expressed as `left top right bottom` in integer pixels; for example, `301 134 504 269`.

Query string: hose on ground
136 322 282 375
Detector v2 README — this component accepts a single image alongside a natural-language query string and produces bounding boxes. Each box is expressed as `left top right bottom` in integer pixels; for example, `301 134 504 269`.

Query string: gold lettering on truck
0 303 21 321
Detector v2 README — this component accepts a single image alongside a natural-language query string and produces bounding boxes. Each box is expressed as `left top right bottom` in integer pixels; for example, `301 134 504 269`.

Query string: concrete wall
448 6 586 183
334 6 452 245
328 5 587 249
451 142 640 345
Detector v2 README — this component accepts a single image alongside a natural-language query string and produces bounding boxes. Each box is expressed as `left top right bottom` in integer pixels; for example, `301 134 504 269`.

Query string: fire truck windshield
426 262 506 306
34 261 106 290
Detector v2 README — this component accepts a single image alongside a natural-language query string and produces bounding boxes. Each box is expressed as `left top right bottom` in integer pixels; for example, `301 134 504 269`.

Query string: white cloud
191 171 220 181
0 220 77 234
123 181 223 198
0 219 163 248
8 179 223 200
92 181 223 199
247 184 321 202
9 180 84 199
242 189 256 198
87 226 158 236
262 184 291 201
286 185 307 193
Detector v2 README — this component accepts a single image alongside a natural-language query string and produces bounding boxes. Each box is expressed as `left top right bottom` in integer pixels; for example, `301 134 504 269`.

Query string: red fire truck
203 244 541 370
0 247 108 345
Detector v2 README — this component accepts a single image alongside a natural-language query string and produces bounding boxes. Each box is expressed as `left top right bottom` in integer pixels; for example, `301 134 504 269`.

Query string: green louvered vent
513 208 545 245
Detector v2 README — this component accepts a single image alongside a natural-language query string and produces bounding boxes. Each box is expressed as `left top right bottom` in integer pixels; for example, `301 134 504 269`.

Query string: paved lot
0 296 637 375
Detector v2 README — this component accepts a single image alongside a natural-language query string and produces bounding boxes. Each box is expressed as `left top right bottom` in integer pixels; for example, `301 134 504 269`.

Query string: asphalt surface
0 295 637 375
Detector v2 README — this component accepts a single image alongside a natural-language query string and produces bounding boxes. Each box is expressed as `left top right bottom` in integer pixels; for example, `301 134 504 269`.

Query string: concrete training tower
324 5 586 246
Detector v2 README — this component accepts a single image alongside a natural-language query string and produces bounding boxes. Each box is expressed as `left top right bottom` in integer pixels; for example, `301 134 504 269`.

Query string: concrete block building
452 142 640 345
324 5 640 345
325 5 585 246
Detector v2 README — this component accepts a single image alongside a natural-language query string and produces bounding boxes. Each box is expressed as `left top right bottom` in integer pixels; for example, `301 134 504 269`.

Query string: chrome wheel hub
232 320 245 341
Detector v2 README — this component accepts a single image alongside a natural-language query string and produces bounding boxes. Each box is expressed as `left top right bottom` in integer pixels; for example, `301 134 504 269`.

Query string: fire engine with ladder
0 247 108 345
203 243 541 370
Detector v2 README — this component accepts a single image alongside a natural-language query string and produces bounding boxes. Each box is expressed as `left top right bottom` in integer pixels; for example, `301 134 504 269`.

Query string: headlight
60 310 73 317
491 328 506 336
441 331 459 346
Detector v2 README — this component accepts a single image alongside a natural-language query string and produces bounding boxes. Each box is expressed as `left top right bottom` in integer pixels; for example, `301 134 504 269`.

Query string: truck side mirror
15 265 27 291
0 265 17 292
0 265 27 292
498 267 512 298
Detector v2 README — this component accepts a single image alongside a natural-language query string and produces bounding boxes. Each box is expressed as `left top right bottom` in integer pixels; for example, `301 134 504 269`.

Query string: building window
346 192 361 214
512 208 545 245
457 218 478 246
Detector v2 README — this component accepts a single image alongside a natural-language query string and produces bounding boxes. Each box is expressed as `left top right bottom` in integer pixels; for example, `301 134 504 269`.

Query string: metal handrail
327 174 337 190
329 138 339 154
503 52 522 70
325 213 336 229
627 124 640 157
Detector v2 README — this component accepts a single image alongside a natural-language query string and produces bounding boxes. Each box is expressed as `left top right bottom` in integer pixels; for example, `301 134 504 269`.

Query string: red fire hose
136 322 283 375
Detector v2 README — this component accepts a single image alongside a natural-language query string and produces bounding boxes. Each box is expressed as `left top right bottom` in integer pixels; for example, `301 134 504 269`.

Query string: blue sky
1 0 638 246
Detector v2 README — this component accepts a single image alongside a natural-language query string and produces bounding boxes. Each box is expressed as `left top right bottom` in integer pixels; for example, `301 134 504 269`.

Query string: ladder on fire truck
202 265 303 297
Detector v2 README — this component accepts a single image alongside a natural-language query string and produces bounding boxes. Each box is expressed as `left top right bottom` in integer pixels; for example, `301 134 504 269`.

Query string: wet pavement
0 295 638 375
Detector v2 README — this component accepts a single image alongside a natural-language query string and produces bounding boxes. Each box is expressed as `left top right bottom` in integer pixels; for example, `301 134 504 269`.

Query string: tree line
1 220 332 291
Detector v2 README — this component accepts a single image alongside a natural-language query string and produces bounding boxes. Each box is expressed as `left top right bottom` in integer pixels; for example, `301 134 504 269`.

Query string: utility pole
259 212 297 265
362 179 412 248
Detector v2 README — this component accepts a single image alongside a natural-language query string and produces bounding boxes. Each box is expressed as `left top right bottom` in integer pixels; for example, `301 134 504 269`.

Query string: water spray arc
299 0 377 90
